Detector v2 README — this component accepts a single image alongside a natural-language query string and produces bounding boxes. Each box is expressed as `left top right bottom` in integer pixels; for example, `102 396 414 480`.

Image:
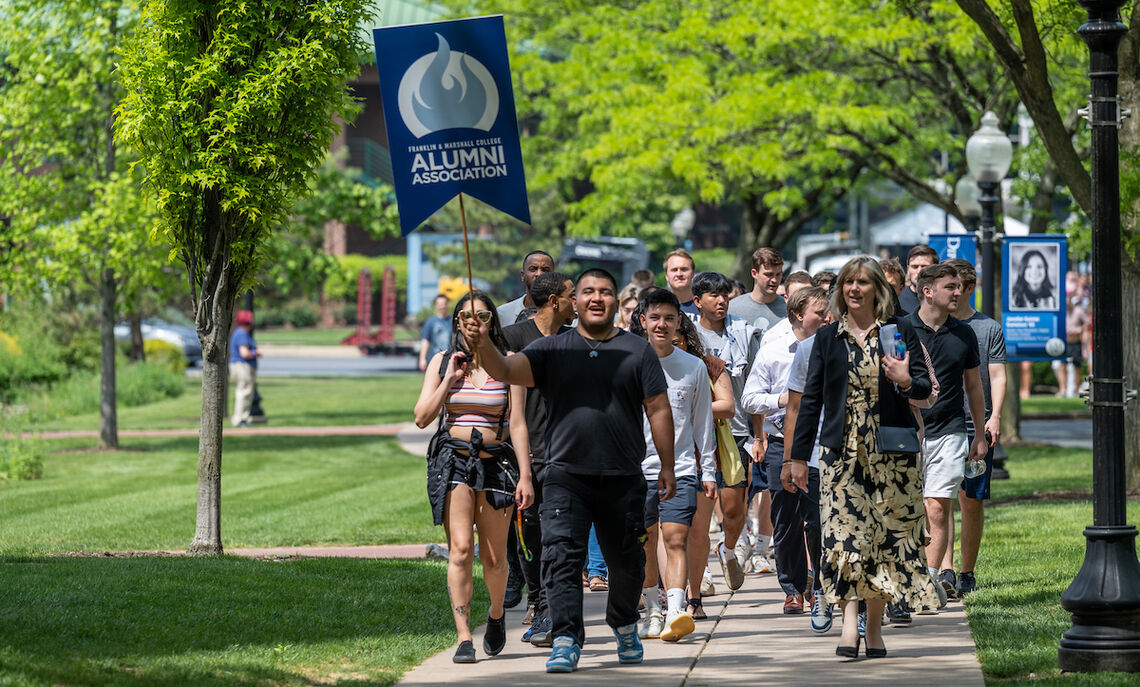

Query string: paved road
1020 418 1092 449
187 353 420 377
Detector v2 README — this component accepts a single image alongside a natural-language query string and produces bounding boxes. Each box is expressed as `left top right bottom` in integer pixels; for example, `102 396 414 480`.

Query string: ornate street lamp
965 112 1012 319
1058 0 1140 673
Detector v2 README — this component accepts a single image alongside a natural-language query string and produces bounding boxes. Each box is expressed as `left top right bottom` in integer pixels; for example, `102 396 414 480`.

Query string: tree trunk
188 190 240 557
128 311 146 362
188 289 233 556
99 267 118 450
731 196 763 282
1002 362 1021 442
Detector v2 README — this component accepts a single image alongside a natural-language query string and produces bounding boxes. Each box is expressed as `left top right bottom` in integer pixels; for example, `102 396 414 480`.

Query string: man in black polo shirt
465 267 677 673
502 271 575 646
907 263 989 608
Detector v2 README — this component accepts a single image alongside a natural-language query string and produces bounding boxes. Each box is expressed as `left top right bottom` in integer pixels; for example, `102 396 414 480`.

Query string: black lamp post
955 173 1011 479
965 112 1012 319
1058 0 1140 673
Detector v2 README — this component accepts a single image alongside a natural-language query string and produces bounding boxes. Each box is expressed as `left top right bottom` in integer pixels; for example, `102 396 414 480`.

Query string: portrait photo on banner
1008 241 1061 311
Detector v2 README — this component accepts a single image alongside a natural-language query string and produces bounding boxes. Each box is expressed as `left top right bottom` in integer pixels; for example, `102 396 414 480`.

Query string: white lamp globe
966 111 1013 184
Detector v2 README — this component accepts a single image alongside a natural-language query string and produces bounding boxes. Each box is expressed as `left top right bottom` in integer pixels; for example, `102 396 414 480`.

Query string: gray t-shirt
697 316 760 437
496 295 526 326
728 294 786 333
962 311 1007 434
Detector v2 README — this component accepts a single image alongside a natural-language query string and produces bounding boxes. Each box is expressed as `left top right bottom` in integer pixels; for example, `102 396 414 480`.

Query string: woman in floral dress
784 257 940 658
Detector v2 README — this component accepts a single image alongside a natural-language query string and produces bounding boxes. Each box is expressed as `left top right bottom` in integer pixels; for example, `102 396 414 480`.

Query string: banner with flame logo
373 16 530 236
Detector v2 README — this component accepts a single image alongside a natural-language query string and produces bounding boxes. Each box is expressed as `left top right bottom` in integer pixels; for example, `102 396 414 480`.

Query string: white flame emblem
398 34 500 139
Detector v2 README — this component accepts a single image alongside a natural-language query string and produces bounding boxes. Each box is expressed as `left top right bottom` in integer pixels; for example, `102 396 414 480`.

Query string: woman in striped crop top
414 290 532 663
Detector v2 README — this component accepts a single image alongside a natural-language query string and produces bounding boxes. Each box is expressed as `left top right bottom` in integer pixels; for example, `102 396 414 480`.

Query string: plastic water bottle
964 457 988 479
965 432 991 478
893 332 906 360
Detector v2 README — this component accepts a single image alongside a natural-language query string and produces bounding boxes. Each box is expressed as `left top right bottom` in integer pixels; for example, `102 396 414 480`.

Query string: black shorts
427 434 517 525
1066 341 1084 366
960 435 993 500
644 474 699 528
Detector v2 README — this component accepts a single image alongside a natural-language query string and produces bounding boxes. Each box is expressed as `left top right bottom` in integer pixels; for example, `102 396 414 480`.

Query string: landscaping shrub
258 298 320 328
116 361 185 407
143 339 187 374
0 435 45 483
6 360 184 424
0 328 67 401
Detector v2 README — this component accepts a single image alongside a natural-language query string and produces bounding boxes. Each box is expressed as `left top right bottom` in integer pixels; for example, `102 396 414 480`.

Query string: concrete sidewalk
397 564 985 686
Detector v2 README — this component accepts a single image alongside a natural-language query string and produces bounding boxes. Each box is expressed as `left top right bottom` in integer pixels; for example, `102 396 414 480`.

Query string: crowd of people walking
414 243 1010 671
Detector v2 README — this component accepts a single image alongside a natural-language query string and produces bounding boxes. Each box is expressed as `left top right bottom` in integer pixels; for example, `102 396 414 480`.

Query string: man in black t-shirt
907 263 989 606
502 271 575 647
465 268 677 673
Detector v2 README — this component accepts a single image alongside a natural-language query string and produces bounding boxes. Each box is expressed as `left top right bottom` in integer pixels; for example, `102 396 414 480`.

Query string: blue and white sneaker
613 622 644 664
546 636 581 673
810 595 833 634
857 609 867 637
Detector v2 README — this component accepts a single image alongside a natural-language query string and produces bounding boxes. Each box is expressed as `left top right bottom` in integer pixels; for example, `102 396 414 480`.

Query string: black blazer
789 315 932 460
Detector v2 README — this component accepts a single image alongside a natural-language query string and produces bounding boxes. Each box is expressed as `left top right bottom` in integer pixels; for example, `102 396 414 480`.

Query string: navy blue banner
1002 235 1068 361
927 233 977 265
373 16 530 235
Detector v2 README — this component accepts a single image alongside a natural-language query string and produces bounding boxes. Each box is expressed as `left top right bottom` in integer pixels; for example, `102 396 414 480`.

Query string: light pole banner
927 233 978 263
373 16 531 236
1002 234 1068 361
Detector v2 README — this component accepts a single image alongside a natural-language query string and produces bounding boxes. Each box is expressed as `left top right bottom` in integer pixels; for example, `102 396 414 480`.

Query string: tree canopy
447 0 1034 275
0 0 167 448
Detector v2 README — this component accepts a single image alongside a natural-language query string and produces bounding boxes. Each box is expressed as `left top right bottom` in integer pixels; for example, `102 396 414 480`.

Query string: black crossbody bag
844 337 920 455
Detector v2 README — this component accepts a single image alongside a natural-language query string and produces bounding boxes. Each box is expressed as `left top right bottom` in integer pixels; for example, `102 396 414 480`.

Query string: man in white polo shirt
742 286 830 626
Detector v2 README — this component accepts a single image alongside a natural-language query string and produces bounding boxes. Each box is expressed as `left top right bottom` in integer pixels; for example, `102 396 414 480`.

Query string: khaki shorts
922 432 968 498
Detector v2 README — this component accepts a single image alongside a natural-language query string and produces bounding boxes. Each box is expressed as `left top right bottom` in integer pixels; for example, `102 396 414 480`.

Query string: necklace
583 334 607 358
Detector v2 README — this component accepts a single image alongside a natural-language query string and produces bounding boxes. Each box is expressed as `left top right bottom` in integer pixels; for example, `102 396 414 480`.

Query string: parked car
113 318 203 367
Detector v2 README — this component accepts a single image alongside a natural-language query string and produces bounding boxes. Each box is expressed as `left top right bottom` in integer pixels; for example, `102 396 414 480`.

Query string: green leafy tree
116 0 378 555
0 0 166 449
259 150 400 303
955 0 1140 486
455 0 1019 278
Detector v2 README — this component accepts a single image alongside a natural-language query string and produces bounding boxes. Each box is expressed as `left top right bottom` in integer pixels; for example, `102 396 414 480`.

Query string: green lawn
256 327 417 346
967 444 1139 685
255 326 357 346
0 556 485 687
992 445 1092 502
33 375 423 432
0 434 438 555
1020 396 1090 416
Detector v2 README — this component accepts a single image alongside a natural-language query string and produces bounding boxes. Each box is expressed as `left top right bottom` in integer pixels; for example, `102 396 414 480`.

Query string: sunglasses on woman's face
458 309 493 323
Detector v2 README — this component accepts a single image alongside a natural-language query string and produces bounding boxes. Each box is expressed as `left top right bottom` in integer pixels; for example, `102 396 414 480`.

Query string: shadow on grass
0 556 468 686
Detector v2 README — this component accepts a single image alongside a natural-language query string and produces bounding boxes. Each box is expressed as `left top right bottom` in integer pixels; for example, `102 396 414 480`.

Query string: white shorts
922 432 968 498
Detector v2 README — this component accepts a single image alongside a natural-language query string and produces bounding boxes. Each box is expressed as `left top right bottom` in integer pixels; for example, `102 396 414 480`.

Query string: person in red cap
229 310 261 427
